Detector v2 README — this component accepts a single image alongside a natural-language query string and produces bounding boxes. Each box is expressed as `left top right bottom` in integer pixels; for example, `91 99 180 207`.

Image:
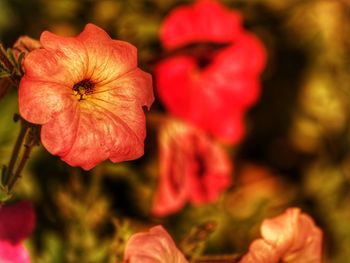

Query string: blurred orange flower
240 208 323 263
152 118 232 217
155 0 266 144
124 225 188 263
19 24 154 170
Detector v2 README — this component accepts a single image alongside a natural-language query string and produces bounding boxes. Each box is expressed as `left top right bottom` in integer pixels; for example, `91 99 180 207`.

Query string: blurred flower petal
152 118 232 217
155 0 266 143
240 208 323 263
124 225 188 263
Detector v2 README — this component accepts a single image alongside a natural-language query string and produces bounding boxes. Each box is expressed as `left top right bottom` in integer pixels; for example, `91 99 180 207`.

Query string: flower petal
0 241 30 263
161 0 242 49
19 77 74 124
0 201 35 244
239 239 281 263
94 68 154 110
240 208 323 263
23 41 84 87
124 226 189 263
152 122 192 217
152 119 232 216
77 24 138 83
261 208 323 263
41 102 80 156
60 103 144 170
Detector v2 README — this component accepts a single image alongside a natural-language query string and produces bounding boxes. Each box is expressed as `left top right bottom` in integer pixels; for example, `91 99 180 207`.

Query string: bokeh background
1 0 350 262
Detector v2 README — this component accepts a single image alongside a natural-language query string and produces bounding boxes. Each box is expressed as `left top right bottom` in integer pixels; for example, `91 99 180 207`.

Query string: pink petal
93 68 153 113
212 33 266 76
0 241 30 263
77 24 138 83
60 103 144 170
161 0 242 49
152 122 193 216
41 102 80 156
188 132 232 204
152 119 232 216
240 208 323 263
239 239 281 263
261 208 323 263
22 42 84 87
155 42 264 143
155 56 197 117
124 226 188 263
19 77 74 124
0 201 35 244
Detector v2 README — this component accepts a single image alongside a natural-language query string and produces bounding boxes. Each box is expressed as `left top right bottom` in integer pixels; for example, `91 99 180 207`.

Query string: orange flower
124 225 188 263
240 208 323 263
19 24 154 170
152 118 232 217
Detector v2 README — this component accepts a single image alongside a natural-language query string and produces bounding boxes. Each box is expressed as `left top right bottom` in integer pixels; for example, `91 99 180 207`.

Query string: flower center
73 79 95 101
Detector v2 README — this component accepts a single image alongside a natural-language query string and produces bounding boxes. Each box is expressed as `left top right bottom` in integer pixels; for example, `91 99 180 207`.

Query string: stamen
73 79 95 101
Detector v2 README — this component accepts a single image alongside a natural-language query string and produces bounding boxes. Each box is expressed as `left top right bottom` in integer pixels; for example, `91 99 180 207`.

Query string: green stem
7 136 33 191
2 119 29 186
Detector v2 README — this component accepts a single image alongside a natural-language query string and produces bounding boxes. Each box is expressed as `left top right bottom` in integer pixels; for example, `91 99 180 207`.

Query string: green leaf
0 44 13 71
6 48 18 69
0 184 11 202
0 71 10 78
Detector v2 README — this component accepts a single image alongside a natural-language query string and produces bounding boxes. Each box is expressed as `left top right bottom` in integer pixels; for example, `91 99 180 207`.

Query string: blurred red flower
239 208 323 263
124 225 188 263
0 201 35 263
152 118 232 217
155 0 266 144
19 24 154 170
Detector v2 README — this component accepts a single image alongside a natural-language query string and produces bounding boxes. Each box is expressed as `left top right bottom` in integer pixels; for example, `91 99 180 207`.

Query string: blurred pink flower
152 118 232 217
0 201 35 263
155 0 266 144
19 23 154 170
239 208 323 263
124 225 188 263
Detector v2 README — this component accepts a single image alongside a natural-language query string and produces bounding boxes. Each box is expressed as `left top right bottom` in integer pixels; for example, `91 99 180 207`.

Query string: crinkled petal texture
19 23 154 170
152 119 232 217
155 0 266 144
0 241 30 263
124 225 188 263
239 208 323 263
0 201 35 244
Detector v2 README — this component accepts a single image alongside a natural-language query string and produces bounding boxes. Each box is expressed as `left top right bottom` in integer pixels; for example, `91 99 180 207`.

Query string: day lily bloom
19 23 154 170
0 201 35 263
239 208 323 263
155 0 266 144
124 225 188 263
152 118 232 217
